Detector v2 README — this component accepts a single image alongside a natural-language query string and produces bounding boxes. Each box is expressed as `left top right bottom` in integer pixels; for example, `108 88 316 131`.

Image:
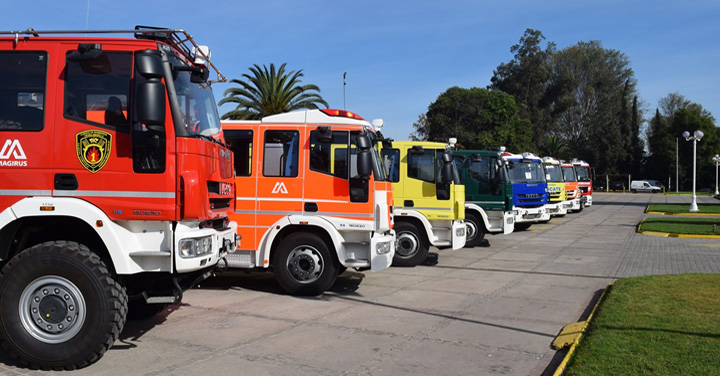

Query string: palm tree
542 134 568 159
219 63 329 120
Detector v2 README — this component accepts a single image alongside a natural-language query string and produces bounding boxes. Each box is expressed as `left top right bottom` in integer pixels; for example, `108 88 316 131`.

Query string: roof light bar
320 109 364 120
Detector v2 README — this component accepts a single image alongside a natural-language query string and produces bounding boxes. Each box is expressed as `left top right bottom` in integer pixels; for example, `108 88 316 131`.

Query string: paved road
2 192 719 375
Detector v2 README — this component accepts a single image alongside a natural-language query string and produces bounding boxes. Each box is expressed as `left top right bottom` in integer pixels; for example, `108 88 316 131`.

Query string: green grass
564 274 720 376
647 203 720 214
664 191 715 196
639 217 720 235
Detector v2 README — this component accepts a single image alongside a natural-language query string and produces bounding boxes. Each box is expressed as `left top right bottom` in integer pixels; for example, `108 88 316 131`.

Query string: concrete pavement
1 192 718 375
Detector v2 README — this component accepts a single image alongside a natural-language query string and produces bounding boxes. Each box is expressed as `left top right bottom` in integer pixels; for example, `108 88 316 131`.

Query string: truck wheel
464 213 486 248
393 221 429 267
273 232 338 296
0 241 127 370
514 223 532 231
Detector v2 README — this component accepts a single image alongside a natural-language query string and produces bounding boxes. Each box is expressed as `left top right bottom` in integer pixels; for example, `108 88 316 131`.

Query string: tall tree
423 86 532 152
219 63 328 120
646 93 719 190
552 40 639 175
410 113 429 141
490 29 558 147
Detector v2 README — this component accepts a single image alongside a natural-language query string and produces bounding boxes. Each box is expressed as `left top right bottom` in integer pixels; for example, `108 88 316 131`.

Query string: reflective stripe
396 206 453 211
0 189 53 196
54 190 175 199
234 209 373 218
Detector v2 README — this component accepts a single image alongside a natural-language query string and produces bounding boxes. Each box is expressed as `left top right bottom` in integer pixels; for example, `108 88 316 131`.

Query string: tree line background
410 29 720 191
219 29 720 191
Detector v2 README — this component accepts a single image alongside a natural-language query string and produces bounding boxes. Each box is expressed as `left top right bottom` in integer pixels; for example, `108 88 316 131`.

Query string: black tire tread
0 241 128 370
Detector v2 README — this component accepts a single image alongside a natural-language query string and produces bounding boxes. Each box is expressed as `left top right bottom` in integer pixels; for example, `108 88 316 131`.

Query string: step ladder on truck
222 109 395 296
0 27 238 369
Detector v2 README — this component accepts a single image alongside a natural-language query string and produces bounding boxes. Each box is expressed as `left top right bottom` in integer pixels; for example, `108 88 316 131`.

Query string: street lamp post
713 154 720 196
683 130 704 212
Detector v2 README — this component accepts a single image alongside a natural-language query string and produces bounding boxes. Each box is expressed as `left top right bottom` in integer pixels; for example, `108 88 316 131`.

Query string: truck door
0 47 53 210
224 128 258 250
52 43 175 222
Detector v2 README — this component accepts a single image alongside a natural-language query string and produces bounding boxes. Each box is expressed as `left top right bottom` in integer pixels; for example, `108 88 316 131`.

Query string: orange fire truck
222 109 395 296
561 161 583 211
0 27 238 369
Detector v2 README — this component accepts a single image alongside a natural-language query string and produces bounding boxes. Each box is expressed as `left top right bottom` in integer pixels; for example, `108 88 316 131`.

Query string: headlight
456 227 465 237
376 241 392 254
510 210 519 216
179 236 213 258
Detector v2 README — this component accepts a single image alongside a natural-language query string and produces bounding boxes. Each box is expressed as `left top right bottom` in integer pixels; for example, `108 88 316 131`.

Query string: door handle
304 202 318 212
54 174 78 190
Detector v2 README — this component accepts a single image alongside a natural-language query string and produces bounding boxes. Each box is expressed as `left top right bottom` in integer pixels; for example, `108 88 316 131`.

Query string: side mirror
441 149 453 164
357 149 372 178
441 163 454 183
316 126 333 142
356 134 372 178
135 49 164 78
135 50 166 126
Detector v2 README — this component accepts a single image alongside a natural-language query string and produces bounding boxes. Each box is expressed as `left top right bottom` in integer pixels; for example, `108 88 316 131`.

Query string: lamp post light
713 154 720 196
682 130 704 212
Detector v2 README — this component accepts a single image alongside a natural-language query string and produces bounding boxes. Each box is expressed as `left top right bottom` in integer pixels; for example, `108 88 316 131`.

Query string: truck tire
464 212 486 248
514 223 532 231
393 221 430 267
0 241 127 370
273 232 338 296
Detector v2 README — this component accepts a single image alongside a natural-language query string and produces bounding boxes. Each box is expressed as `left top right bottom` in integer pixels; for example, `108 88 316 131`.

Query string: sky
2 0 719 141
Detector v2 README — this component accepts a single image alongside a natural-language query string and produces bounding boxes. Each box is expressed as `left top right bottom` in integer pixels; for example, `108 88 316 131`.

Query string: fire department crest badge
76 130 112 173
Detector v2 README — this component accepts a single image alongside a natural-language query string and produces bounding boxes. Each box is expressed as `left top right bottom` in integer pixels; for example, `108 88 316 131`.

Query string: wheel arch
0 215 112 275
260 217 341 269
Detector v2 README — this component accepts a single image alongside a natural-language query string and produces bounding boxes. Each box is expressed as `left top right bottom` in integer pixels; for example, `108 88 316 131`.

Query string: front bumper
370 230 395 272
545 202 568 216
514 206 550 223
451 220 466 250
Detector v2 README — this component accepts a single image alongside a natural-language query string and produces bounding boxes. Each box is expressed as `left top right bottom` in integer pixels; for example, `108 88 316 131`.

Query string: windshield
506 160 545 184
562 166 577 182
170 58 223 139
575 166 591 181
544 164 564 182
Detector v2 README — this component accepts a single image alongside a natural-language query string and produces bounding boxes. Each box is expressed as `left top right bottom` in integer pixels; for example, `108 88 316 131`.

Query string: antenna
343 72 347 110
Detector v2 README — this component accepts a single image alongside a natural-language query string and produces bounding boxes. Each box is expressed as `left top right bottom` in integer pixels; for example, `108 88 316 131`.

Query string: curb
636 229 720 239
646 210 720 217
551 283 612 376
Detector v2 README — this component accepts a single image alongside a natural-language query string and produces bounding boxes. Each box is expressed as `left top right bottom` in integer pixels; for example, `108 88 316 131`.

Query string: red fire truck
0 27 237 369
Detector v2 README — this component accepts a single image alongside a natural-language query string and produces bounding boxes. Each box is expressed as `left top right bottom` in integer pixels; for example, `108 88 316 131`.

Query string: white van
630 180 663 193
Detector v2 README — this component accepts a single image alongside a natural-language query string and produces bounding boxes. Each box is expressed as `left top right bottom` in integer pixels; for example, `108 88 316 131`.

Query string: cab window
309 130 349 179
64 51 132 132
263 130 299 177
224 129 253 176
0 51 47 131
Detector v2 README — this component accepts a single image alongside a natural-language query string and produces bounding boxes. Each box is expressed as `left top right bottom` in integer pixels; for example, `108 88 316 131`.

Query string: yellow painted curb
637 229 720 239
552 283 612 376
646 211 720 217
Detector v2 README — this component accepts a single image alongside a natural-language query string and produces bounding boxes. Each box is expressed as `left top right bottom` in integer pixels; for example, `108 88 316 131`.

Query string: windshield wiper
188 133 228 148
